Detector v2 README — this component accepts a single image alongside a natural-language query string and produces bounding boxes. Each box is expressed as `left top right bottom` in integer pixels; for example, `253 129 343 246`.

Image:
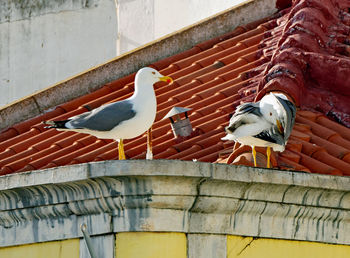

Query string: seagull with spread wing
222 92 296 168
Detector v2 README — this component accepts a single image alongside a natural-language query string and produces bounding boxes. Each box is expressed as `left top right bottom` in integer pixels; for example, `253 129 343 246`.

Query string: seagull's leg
117 140 121 160
266 146 271 168
118 139 126 160
146 128 153 160
252 146 257 167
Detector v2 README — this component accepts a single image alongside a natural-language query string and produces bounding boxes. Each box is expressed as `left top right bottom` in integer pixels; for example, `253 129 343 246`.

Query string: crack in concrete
257 201 268 236
237 237 256 256
188 178 207 214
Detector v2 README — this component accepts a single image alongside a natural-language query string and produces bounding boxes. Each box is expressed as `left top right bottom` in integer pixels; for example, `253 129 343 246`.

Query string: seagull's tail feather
221 134 236 141
43 120 70 129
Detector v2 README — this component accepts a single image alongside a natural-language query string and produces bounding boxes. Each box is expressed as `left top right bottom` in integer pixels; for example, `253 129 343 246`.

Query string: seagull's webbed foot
118 139 126 160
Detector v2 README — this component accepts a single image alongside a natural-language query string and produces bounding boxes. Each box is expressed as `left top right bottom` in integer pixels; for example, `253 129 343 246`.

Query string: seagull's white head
135 67 173 87
260 94 283 126
260 92 296 143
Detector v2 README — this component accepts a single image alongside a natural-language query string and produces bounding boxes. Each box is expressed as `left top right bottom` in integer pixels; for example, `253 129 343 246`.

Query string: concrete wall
117 0 245 54
0 0 118 107
0 0 246 107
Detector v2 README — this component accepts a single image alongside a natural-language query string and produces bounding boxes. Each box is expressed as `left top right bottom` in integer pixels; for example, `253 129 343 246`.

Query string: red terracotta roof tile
172 47 223 69
150 48 202 70
296 152 342 176
317 116 350 142
0 0 350 177
0 128 41 152
278 149 300 163
59 87 113 112
75 142 118 164
0 128 18 143
16 137 103 172
215 26 266 49
278 156 311 173
0 129 58 160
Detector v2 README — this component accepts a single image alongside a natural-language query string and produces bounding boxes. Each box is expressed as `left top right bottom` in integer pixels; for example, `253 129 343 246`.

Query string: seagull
44 67 173 160
222 92 296 168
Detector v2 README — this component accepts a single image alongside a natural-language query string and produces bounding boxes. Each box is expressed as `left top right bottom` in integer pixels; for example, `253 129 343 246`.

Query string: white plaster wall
0 0 118 107
117 0 246 54
154 0 247 38
117 0 155 54
1 0 247 107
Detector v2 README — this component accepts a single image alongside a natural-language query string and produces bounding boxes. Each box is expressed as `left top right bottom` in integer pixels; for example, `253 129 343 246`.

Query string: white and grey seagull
44 67 173 160
222 92 296 168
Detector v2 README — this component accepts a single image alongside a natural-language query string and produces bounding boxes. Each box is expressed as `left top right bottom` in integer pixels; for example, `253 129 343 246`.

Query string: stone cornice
0 160 349 246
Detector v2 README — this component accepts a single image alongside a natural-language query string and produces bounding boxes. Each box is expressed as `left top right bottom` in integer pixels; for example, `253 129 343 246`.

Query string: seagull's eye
152 72 156 75
269 112 272 116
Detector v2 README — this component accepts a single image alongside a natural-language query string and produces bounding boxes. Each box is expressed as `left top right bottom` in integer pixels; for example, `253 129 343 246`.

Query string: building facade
0 0 242 107
1 0 350 257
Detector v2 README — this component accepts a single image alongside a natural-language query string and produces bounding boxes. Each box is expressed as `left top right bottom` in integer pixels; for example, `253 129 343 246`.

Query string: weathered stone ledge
0 160 349 247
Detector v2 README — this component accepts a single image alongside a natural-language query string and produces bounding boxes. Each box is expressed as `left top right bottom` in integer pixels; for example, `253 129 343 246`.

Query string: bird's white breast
237 136 285 152
113 94 157 139
109 92 156 140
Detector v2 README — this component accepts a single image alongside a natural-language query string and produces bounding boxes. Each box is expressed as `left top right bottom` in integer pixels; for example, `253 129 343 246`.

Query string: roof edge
1 160 350 246
0 0 277 131
1 160 349 191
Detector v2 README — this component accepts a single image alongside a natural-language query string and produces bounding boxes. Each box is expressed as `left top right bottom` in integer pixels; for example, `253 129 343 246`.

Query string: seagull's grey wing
226 102 262 133
234 102 262 117
254 125 285 145
228 102 261 126
69 100 136 131
275 96 296 140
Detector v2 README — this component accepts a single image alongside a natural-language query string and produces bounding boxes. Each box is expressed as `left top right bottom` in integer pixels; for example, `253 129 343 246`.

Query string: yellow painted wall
227 235 350 258
0 239 79 258
116 232 186 258
2 234 349 258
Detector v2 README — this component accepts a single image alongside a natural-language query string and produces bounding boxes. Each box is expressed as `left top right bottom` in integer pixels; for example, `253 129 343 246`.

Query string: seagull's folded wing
225 102 272 138
68 100 137 131
227 102 262 130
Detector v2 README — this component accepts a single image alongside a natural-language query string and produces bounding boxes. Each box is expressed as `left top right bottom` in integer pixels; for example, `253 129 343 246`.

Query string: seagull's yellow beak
276 119 284 135
159 76 173 84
